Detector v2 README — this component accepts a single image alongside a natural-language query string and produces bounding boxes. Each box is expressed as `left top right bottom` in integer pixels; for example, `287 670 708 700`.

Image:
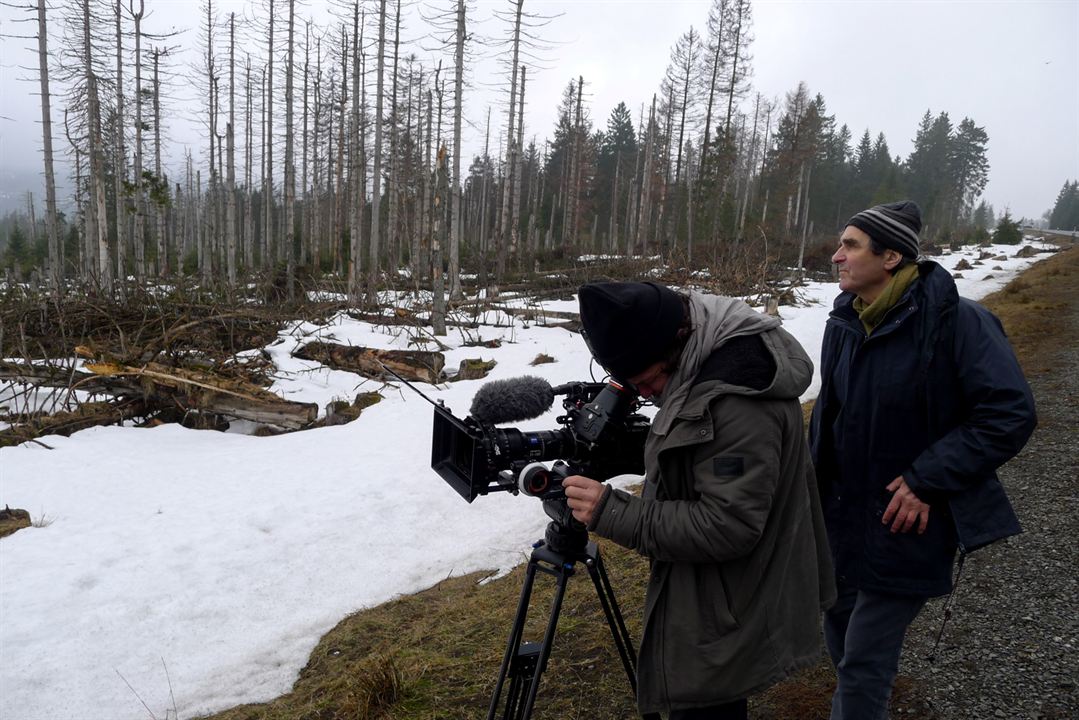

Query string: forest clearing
1 234 1074 719
1 0 1076 717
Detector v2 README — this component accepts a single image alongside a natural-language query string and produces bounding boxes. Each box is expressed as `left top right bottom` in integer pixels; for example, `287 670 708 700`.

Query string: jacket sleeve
592 395 781 563
903 301 1037 495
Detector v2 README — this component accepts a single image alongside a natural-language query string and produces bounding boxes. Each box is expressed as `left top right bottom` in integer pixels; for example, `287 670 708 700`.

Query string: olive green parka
591 324 835 715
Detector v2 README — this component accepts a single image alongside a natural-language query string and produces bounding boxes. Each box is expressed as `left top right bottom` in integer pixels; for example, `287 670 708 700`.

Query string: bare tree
512 65 525 258
493 0 523 293
722 0 752 143
148 44 174 276
113 0 128 282
447 0 466 300
300 26 310 269
226 12 238 285
385 0 403 269
698 0 728 181
200 0 217 283
244 53 254 271
431 142 448 336
81 0 111 288
367 0 387 302
34 0 61 290
264 0 276 268
129 0 148 280
635 95 657 253
284 0 296 298
348 4 364 299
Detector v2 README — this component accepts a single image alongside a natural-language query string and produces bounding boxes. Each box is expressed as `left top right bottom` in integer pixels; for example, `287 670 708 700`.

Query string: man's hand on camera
882 476 930 534
563 475 605 526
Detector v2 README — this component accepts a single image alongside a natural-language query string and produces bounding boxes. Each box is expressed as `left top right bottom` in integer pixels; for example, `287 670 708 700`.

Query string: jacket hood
758 325 814 399
678 324 813 419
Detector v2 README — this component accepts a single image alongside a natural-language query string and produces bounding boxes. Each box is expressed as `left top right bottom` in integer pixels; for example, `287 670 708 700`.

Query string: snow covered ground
0 242 1055 720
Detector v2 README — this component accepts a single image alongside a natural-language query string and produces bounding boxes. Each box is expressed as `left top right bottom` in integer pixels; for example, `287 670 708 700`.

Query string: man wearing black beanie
810 200 1036 719
563 281 835 719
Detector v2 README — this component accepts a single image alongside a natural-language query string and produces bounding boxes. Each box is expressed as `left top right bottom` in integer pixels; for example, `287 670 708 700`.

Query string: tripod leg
517 564 572 719
488 559 541 720
586 547 639 694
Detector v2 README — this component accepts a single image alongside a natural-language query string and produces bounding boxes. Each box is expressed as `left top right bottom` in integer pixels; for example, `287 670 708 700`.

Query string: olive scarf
853 263 920 336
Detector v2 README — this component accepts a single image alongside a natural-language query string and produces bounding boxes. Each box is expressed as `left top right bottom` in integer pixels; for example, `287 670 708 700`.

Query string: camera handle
486 529 658 720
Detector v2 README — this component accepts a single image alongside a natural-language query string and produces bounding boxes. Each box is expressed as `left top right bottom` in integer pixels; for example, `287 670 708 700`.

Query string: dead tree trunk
203 0 216 285
494 0 524 295
84 0 111 290
114 0 127 283
566 74 583 251
244 54 254 272
448 0 466 301
226 12 238 285
635 95 657 254
368 0 388 304
36 0 61 291
264 0 275 269
299 27 309 267
152 48 167 275
284 0 296 298
431 144 448 336
511 65 525 264
130 0 147 280
348 4 363 300
333 26 346 277
311 45 321 271
420 86 433 294
386 1 403 270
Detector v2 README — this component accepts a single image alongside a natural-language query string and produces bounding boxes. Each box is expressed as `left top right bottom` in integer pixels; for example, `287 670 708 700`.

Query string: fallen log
78 359 318 429
293 342 445 383
0 398 149 448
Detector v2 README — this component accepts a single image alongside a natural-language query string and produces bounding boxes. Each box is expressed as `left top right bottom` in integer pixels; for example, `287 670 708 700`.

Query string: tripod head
525 460 592 555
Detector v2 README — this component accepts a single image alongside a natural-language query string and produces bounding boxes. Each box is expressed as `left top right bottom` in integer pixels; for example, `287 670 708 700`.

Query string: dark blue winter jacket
809 261 1036 597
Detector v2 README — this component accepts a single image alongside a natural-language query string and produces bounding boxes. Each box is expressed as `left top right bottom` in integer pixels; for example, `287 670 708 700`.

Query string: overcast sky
1 0 1076 221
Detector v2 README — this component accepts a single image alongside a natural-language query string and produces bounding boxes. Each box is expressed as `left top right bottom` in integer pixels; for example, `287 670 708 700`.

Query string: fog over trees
0 0 1031 300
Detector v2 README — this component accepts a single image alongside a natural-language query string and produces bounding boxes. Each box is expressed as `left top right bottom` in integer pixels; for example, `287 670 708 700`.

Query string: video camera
430 376 649 506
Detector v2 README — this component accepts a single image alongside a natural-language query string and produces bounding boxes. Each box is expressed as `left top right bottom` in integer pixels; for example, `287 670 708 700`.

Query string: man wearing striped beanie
810 200 1036 719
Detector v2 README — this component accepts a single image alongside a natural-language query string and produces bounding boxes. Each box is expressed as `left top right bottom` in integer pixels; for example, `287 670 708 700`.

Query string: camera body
430 380 649 503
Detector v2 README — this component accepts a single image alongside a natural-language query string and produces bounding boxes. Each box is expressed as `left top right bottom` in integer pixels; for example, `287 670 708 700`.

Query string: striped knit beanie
846 200 922 258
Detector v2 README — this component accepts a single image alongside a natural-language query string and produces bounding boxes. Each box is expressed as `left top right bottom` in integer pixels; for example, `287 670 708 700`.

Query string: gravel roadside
894 250 1079 720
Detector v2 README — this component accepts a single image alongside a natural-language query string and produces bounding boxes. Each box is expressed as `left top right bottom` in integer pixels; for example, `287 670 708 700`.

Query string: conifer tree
1048 180 1079 230
992 210 1022 245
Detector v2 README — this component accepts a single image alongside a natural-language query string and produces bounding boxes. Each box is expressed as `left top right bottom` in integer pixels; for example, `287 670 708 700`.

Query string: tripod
486 508 641 720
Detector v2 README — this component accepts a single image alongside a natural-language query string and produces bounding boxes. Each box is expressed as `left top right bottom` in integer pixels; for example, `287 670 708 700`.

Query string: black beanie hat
846 200 922 258
578 281 684 379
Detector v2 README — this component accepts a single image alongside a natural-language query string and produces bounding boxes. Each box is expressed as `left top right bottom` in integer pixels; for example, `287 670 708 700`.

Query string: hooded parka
590 319 835 715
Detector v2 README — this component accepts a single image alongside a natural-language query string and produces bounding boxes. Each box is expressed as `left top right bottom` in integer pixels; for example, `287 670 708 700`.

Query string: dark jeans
669 698 748 720
824 584 927 720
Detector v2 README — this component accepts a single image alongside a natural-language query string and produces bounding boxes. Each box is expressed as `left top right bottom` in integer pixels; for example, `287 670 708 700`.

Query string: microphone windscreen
469 375 555 425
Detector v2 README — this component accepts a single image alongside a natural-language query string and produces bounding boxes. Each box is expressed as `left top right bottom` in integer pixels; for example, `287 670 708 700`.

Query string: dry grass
198 246 1078 720
200 535 651 720
978 245 1078 379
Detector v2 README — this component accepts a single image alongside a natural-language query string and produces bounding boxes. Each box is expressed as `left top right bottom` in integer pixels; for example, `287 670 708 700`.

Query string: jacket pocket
696 565 740 639
865 496 957 592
